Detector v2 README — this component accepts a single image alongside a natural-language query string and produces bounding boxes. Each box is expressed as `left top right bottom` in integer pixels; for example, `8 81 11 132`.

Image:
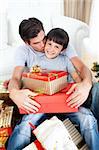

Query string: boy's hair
46 28 69 50
19 17 44 43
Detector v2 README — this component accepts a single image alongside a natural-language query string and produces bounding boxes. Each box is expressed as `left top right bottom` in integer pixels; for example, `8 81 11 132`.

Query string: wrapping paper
22 140 44 150
22 70 68 95
20 83 78 114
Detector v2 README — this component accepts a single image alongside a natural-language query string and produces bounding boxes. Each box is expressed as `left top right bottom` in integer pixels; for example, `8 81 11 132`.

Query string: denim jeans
7 113 47 150
82 82 99 126
7 107 99 150
90 83 99 126
65 107 99 150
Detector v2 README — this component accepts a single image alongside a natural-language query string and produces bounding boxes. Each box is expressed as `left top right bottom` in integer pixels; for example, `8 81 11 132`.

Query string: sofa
0 12 89 81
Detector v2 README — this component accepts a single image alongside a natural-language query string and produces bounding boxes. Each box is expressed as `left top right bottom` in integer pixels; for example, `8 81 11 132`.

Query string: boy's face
45 40 63 59
27 30 46 52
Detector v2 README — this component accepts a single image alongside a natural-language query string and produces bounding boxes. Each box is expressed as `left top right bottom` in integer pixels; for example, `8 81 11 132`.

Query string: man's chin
36 49 44 53
41 50 45 53
40 48 45 52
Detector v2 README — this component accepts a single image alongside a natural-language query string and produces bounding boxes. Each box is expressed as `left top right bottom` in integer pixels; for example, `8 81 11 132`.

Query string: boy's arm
8 66 40 113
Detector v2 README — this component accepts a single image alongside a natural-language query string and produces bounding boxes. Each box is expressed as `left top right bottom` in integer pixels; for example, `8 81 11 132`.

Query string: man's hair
46 28 69 50
19 17 44 42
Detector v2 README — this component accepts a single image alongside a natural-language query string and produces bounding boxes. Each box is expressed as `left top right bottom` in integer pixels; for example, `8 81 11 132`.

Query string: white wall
8 0 64 16
0 0 8 13
0 0 64 14
89 0 99 58
7 0 64 45
84 0 99 62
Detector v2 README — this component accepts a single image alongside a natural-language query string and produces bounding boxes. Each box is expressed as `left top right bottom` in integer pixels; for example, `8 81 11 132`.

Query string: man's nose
40 41 44 48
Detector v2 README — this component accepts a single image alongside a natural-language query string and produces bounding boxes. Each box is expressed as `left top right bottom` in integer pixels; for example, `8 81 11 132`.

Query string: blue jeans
7 113 47 150
90 83 99 126
66 107 99 150
7 106 99 150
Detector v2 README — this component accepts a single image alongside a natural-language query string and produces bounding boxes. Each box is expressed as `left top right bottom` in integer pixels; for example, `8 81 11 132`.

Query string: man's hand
66 82 92 108
9 89 41 113
3 80 10 89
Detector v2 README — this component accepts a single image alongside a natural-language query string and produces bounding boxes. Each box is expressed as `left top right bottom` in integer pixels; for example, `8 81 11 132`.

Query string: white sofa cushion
0 12 8 49
7 13 26 46
0 46 16 80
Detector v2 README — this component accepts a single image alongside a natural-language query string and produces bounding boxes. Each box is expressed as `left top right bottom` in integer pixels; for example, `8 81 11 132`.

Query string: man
7 18 99 150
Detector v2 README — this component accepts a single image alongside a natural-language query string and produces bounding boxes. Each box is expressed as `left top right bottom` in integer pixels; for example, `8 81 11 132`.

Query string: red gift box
0 136 8 150
22 70 68 95
0 127 12 137
23 139 44 150
20 83 78 114
0 128 12 150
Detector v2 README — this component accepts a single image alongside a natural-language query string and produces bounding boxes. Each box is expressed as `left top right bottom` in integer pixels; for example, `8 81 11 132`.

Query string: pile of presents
21 67 77 114
21 66 89 149
0 67 89 149
0 100 13 150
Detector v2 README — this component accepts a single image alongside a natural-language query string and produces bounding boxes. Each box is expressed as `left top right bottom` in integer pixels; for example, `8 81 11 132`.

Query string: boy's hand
66 82 91 108
9 89 41 113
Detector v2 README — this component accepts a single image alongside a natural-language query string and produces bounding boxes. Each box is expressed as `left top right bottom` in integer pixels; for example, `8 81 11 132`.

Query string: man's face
45 40 63 59
28 30 45 52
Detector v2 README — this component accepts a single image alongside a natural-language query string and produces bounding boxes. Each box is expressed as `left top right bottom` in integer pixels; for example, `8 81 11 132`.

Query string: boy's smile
45 40 63 59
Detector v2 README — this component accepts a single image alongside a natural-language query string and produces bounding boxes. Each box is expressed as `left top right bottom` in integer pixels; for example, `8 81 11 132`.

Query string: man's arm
66 56 92 108
8 66 23 91
71 56 92 86
8 66 41 113
71 71 82 83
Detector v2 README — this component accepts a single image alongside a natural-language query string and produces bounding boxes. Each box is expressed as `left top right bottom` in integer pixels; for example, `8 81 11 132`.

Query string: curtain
64 0 92 24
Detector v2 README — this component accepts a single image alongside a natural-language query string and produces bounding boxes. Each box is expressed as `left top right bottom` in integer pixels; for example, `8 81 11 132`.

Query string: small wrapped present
0 127 12 137
22 139 44 150
20 83 78 114
23 116 78 150
23 117 89 150
0 106 14 128
0 136 8 150
22 70 68 95
0 106 13 149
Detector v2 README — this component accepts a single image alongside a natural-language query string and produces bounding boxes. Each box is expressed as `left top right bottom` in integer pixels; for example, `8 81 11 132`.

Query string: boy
7 27 99 150
41 28 81 83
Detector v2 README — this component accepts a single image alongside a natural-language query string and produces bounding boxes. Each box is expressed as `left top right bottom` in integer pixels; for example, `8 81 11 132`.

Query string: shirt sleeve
66 57 76 74
65 57 77 82
61 44 78 59
14 46 27 67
